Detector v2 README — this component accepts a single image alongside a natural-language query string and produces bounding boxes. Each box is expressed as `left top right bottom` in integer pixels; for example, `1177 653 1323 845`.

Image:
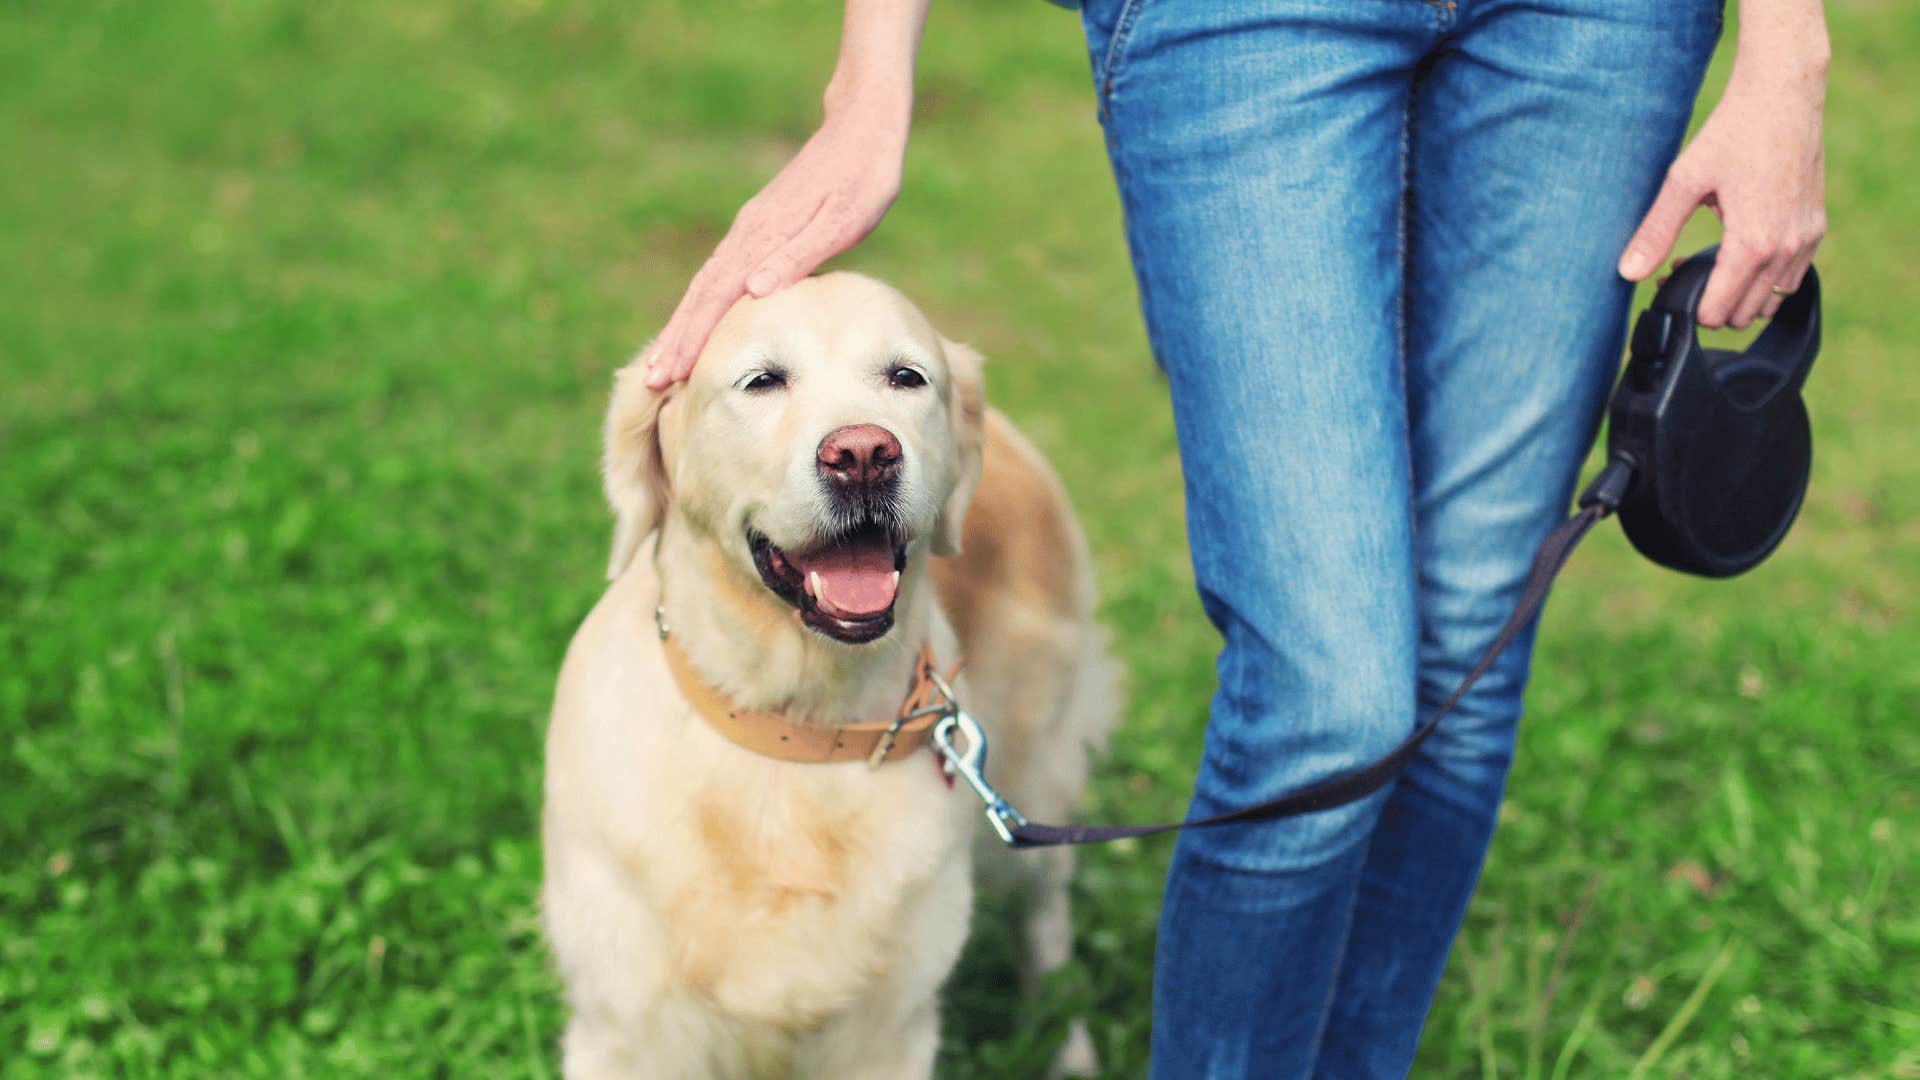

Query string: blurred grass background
1 0 1913 1076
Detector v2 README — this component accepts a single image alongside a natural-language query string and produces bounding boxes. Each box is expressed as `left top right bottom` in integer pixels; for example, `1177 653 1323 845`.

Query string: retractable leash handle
936 248 1822 849
1611 246 1821 577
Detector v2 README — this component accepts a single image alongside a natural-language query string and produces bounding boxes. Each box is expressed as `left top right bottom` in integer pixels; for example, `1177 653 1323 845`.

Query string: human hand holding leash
1619 0 1828 329
643 0 930 389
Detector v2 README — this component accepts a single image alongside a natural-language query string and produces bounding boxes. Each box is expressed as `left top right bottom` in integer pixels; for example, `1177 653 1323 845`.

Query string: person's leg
1314 1 1722 1073
1078 1 1439 1075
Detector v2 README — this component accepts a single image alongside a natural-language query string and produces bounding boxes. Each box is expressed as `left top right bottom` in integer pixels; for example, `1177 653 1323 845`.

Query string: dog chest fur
543 568 976 1048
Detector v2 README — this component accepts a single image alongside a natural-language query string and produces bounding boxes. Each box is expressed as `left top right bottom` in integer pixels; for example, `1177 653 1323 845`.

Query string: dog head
604 273 985 646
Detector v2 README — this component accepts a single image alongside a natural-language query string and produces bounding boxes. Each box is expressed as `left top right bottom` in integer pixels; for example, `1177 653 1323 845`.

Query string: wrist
1730 7 1831 90
1731 41 1830 90
823 64 914 133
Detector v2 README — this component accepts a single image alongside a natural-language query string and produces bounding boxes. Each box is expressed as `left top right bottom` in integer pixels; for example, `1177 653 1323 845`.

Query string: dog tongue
795 534 897 619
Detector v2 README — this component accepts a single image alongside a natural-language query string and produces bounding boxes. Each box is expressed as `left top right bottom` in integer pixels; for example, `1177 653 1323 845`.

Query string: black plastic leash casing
1607 246 1821 577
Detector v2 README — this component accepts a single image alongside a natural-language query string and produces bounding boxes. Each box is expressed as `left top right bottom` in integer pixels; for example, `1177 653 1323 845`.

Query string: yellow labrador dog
541 273 1116 1079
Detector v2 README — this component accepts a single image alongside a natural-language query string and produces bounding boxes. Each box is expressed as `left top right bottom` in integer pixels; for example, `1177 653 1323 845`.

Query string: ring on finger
1770 285 1793 297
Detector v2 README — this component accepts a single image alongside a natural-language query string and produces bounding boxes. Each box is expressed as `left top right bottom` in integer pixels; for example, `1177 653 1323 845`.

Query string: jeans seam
1097 0 1151 111
1399 62 1421 622
1396 80 1414 427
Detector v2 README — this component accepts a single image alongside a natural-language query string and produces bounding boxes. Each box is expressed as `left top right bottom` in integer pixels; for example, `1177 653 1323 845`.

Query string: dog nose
817 424 902 486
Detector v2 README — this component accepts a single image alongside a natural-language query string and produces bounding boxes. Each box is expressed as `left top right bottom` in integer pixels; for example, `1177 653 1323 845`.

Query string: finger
1729 254 1784 329
1778 239 1818 295
745 202 849 298
641 325 679 389
1696 238 1768 329
645 248 757 390
648 274 750 388
642 195 819 389
1619 169 1706 280
643 293 706 389
1761 240 1820 320
642 283 703 389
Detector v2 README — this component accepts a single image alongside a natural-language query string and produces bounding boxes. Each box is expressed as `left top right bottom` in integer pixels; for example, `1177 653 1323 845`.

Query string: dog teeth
807 570 822 599
891 570 900 592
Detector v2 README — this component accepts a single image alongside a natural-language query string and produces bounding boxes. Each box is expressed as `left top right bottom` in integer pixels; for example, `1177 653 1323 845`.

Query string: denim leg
1080 2 1442 1076
1314 2 1720 1074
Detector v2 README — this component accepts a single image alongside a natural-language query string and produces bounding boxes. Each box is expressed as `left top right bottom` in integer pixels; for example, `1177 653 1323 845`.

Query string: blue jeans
1077 0 1718 1075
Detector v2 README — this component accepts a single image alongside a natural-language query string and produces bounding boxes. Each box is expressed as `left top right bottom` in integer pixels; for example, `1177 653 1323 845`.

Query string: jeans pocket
1084 0 1153 106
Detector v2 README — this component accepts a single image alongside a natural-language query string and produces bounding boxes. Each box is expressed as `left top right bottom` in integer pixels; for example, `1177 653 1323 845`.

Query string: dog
541 273 1117 1078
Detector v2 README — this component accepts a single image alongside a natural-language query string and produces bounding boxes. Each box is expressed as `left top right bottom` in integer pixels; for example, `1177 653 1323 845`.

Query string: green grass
2 0 1913 1076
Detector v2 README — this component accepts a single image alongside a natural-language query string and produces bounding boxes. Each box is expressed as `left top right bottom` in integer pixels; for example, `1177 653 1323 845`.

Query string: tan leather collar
660 631 960 766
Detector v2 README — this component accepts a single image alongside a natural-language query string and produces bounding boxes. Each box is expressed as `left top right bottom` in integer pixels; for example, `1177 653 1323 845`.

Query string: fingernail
745 270 778 297
1618 251 1647 280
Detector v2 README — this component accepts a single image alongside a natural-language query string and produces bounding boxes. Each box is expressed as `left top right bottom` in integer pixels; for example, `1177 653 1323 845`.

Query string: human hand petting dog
643 0 931 390
1619 0 1828 330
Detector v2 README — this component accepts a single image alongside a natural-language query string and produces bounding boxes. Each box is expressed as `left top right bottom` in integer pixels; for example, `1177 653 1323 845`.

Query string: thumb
1618 169 1704 281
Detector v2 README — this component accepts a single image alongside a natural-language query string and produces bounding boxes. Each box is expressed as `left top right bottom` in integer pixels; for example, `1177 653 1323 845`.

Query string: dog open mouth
749 523 908 644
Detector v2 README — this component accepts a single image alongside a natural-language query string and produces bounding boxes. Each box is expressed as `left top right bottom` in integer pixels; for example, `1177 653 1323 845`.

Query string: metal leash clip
924 669 1029 846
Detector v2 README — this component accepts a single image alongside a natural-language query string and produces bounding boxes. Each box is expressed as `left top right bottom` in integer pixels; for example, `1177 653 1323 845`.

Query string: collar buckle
868 652 957 767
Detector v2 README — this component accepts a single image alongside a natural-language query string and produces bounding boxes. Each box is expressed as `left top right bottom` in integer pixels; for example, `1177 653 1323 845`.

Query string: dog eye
740 370 787 393
887 365 928 390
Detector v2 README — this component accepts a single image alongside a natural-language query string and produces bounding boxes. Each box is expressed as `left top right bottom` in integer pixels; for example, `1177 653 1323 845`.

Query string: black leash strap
1003 463 1629 849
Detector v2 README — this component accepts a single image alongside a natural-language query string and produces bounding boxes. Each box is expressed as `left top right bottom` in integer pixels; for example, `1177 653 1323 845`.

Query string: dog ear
933 338 987 558
603 356 674 580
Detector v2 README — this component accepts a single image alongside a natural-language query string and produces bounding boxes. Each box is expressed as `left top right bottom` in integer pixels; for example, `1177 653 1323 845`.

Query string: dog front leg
1022 846 1099 1078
